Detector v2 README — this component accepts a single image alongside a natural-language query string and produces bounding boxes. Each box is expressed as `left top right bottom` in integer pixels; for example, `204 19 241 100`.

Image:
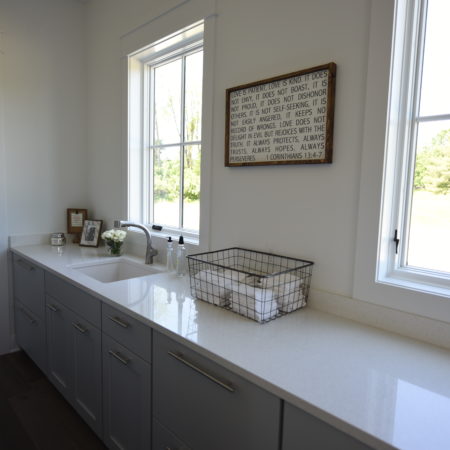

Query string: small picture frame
67 208 88 243
79 220 103 247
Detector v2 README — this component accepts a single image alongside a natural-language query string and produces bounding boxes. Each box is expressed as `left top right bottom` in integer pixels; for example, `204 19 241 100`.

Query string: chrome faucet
113 220 158 264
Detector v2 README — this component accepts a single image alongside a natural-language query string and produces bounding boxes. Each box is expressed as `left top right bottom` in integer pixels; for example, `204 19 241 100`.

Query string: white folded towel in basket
259 273 306 313
229 282 278 323
193 269 230 306
193 269 249 307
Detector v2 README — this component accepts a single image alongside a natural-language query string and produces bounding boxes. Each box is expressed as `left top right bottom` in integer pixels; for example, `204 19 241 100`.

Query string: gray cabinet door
14 301 47 373
282 402 372 450
13 254 45 319
102 334 151 450
46 297 73 399
153 418 191 450
153 331 280 450
69 308 103 438
46 296 102 438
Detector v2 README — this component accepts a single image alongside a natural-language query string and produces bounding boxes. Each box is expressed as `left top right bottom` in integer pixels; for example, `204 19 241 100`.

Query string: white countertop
10 243 450 450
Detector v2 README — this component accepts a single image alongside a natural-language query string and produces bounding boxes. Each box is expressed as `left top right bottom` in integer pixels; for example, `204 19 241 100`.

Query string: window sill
377 270 450 299
150 228 200 247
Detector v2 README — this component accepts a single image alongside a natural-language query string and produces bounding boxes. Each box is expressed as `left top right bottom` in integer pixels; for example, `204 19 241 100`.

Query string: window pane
408 121 450 272
184 51 203 142
419 0 450 117
183 145 201 231
153 59 182 145
153 146 180 227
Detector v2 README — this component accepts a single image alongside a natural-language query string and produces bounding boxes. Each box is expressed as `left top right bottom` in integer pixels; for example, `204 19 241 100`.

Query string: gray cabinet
45 294 102 438
46 297 72 397
14 301 47 373
153 418 191 450
13 254 45 318
153 331 280 450
102 333 151 450
282 402 371 450
13 254 47 373
45 272 101 327
102 302 152 362
11 251 374 450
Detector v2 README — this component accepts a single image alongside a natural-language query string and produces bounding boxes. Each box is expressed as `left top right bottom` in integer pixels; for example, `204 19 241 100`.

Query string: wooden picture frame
79 220 103 247
67 208 88 243
225 62 336 167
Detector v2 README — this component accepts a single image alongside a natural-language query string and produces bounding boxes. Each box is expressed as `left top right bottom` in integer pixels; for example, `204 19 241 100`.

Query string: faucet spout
114 220 158 264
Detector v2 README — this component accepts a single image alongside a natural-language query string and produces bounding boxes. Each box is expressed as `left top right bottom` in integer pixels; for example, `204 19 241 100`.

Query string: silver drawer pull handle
46 304 59 312
168 351 235 393
19 307 36 324
72 322 87 334
109 349 130 366
108 315 130 329
17 258 35 271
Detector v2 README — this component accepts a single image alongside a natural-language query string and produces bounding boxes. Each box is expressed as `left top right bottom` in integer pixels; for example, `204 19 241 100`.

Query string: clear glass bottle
166 237 175 272
176 236 186 277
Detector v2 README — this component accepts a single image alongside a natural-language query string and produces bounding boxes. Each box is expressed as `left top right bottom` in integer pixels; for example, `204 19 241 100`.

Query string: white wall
2 0 448 351
0 0 88 354
86 0 371 298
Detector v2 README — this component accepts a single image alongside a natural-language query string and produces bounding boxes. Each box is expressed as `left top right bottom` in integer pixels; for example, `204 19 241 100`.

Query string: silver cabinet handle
17 258 35 272
18 306 36 324
109 349 130 365
108 315 130 329
168 351 235 393
46 304 59 312
72 322 87 334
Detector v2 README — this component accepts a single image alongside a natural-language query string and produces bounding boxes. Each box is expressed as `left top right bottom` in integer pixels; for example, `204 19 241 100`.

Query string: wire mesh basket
187 248 313 323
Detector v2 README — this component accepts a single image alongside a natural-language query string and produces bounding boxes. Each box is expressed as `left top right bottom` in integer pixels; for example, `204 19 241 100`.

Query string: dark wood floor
0 350 106 450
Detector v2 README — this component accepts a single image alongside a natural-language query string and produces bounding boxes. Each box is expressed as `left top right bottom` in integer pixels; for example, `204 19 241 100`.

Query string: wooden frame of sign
67 208 88 243
225 62 336 167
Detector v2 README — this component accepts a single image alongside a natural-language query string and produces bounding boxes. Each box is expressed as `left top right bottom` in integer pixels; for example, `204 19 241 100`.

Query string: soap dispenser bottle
166 237 175 272
176 235 186 277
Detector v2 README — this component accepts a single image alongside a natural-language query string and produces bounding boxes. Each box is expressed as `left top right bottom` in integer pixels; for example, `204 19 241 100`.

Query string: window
128 22 204 239
378 0 450 293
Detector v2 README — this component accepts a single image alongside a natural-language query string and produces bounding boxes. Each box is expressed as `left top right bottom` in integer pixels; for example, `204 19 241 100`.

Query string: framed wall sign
225 63 336 167
79 220 103 247
67 208 88 243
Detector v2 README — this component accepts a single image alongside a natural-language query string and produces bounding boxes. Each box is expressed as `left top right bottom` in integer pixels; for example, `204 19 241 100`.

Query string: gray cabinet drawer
153 418 191 450
282 402 371 450
102 303 151 362
13 254 45 319
153 331 280 450
45 272 101 327
14 301 47 374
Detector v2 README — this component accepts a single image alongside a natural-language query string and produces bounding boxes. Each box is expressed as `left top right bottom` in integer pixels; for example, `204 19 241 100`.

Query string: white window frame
144 39 203 237
127 20 210 245
353 0 450 324
378 0 450 294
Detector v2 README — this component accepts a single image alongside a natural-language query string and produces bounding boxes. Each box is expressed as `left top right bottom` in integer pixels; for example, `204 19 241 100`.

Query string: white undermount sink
70 258 163 283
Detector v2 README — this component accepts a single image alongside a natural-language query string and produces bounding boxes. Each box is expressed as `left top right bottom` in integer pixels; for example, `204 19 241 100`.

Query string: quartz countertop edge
10 243 450 450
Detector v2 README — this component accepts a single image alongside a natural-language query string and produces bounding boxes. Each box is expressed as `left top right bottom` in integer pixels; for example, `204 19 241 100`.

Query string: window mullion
416 113 450 123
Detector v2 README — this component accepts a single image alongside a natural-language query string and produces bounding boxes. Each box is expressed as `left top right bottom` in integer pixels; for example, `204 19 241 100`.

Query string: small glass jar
50 232 66 246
